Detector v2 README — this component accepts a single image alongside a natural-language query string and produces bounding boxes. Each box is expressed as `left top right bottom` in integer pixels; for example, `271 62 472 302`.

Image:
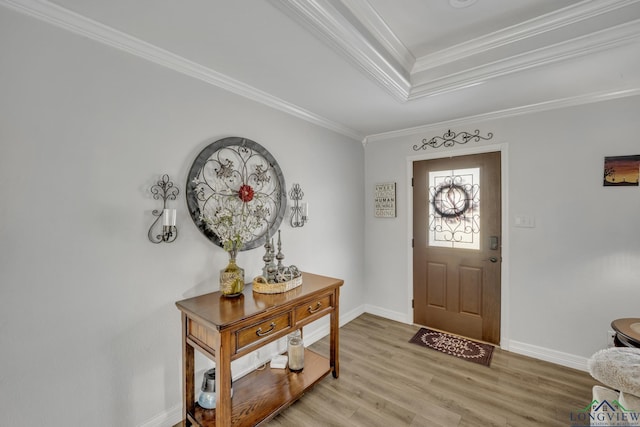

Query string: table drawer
187 318 216 353
295 293 333 324
236 313 291 351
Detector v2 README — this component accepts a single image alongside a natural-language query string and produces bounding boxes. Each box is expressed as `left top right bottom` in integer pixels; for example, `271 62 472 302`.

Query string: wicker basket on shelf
252 275 303 294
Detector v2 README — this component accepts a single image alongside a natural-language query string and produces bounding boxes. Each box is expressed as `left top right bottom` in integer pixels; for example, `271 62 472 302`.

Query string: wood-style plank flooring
176 313 598 426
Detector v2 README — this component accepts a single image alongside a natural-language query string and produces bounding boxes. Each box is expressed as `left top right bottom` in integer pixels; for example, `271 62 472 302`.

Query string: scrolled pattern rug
409 328 494 367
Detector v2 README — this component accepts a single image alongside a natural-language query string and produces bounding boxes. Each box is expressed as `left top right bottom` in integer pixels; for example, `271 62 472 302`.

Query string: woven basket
252 275 303 294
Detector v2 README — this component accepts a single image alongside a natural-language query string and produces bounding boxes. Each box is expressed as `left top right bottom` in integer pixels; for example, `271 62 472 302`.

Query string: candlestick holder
289 183 308 228
148 174 179 243
253 230 302 294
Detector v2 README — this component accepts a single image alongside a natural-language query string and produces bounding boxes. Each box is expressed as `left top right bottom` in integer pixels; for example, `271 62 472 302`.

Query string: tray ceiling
2 0 640 140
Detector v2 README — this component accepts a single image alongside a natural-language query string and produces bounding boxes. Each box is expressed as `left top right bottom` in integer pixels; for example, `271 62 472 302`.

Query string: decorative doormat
409 328 494 367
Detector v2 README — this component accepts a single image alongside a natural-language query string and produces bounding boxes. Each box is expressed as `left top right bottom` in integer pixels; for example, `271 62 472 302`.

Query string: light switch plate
514 215 535 228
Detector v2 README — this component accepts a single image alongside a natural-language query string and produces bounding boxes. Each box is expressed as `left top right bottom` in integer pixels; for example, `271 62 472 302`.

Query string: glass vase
287 330 304 372
220 255 244 297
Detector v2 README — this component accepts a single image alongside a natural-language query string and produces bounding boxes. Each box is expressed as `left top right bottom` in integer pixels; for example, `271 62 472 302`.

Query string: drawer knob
307 302 322 314
255 322 277 336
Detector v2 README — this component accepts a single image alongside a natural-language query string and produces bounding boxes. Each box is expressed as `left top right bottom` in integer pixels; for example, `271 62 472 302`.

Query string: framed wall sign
603 155 640 186
374 182 396 218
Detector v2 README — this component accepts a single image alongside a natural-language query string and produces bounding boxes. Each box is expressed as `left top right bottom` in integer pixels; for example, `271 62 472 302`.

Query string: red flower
238 184 254 202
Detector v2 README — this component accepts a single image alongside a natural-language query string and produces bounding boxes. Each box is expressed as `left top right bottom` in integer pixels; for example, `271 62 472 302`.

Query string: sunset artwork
603 155 640 186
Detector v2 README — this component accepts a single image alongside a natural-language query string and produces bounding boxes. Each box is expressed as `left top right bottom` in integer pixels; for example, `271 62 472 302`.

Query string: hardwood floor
176 313 598 426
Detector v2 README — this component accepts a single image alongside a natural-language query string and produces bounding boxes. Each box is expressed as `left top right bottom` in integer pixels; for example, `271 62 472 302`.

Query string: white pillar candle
287 337 304 372
302 202 309 218
163 209 176 226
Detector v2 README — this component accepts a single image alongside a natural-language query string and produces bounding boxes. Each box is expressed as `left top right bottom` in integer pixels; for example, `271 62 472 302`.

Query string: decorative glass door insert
428 167 480 249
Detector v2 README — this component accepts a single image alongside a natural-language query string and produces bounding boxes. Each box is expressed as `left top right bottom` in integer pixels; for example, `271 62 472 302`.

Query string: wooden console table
175 272 343 427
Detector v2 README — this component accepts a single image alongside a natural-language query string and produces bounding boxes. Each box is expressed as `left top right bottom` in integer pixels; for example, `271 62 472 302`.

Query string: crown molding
5 0 639 146
269 0 411 102
364 87 640 144
409 18 640 99
271 0 640 102
338 0 415 72
0 0 364 141
412 0 640 74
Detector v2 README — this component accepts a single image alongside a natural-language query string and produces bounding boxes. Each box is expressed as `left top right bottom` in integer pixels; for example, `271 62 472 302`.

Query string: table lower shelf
187 349 331 427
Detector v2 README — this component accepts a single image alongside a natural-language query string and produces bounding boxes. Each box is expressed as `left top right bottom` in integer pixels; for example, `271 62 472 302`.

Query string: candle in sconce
302 202 309 218
163 209 176 226
162 209 169 226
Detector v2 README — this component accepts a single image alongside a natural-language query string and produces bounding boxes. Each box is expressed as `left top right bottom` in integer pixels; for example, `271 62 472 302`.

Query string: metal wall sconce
148 174 179 243
289 183 308 228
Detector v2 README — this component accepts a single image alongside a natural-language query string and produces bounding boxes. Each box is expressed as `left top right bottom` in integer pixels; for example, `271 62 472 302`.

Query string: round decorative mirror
186 137 287 250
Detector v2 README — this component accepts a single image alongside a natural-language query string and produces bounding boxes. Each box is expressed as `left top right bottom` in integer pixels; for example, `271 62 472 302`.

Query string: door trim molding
406 143 510 349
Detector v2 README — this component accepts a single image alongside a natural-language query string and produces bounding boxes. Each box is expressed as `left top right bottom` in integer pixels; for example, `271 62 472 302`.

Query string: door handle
489 257 499 263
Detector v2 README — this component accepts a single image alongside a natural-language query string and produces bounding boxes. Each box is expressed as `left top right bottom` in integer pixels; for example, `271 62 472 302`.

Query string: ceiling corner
268 0 411 102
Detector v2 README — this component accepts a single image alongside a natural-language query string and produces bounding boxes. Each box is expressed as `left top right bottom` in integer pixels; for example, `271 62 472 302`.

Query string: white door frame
406 143 510 349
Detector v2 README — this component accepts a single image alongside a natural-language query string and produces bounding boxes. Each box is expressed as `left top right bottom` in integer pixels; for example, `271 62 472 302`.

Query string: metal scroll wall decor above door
186 137 287 250
413 129 494 150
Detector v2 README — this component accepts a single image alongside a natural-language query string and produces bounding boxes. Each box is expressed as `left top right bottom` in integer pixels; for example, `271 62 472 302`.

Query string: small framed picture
603 155 640 186
374 183 396 218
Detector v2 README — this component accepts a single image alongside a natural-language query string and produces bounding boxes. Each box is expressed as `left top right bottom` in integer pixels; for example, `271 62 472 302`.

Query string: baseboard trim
340 304 367 327
508 339 590 372
363 304 411 324
137 403 182 427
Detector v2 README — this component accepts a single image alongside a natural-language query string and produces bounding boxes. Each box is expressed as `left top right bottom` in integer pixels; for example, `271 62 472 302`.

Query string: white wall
0 8 364 427
4 3 639 425
364 96 640 369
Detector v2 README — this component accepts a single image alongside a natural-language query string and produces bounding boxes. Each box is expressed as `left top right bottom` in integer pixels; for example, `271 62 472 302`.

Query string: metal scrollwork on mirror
186 137 287 250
